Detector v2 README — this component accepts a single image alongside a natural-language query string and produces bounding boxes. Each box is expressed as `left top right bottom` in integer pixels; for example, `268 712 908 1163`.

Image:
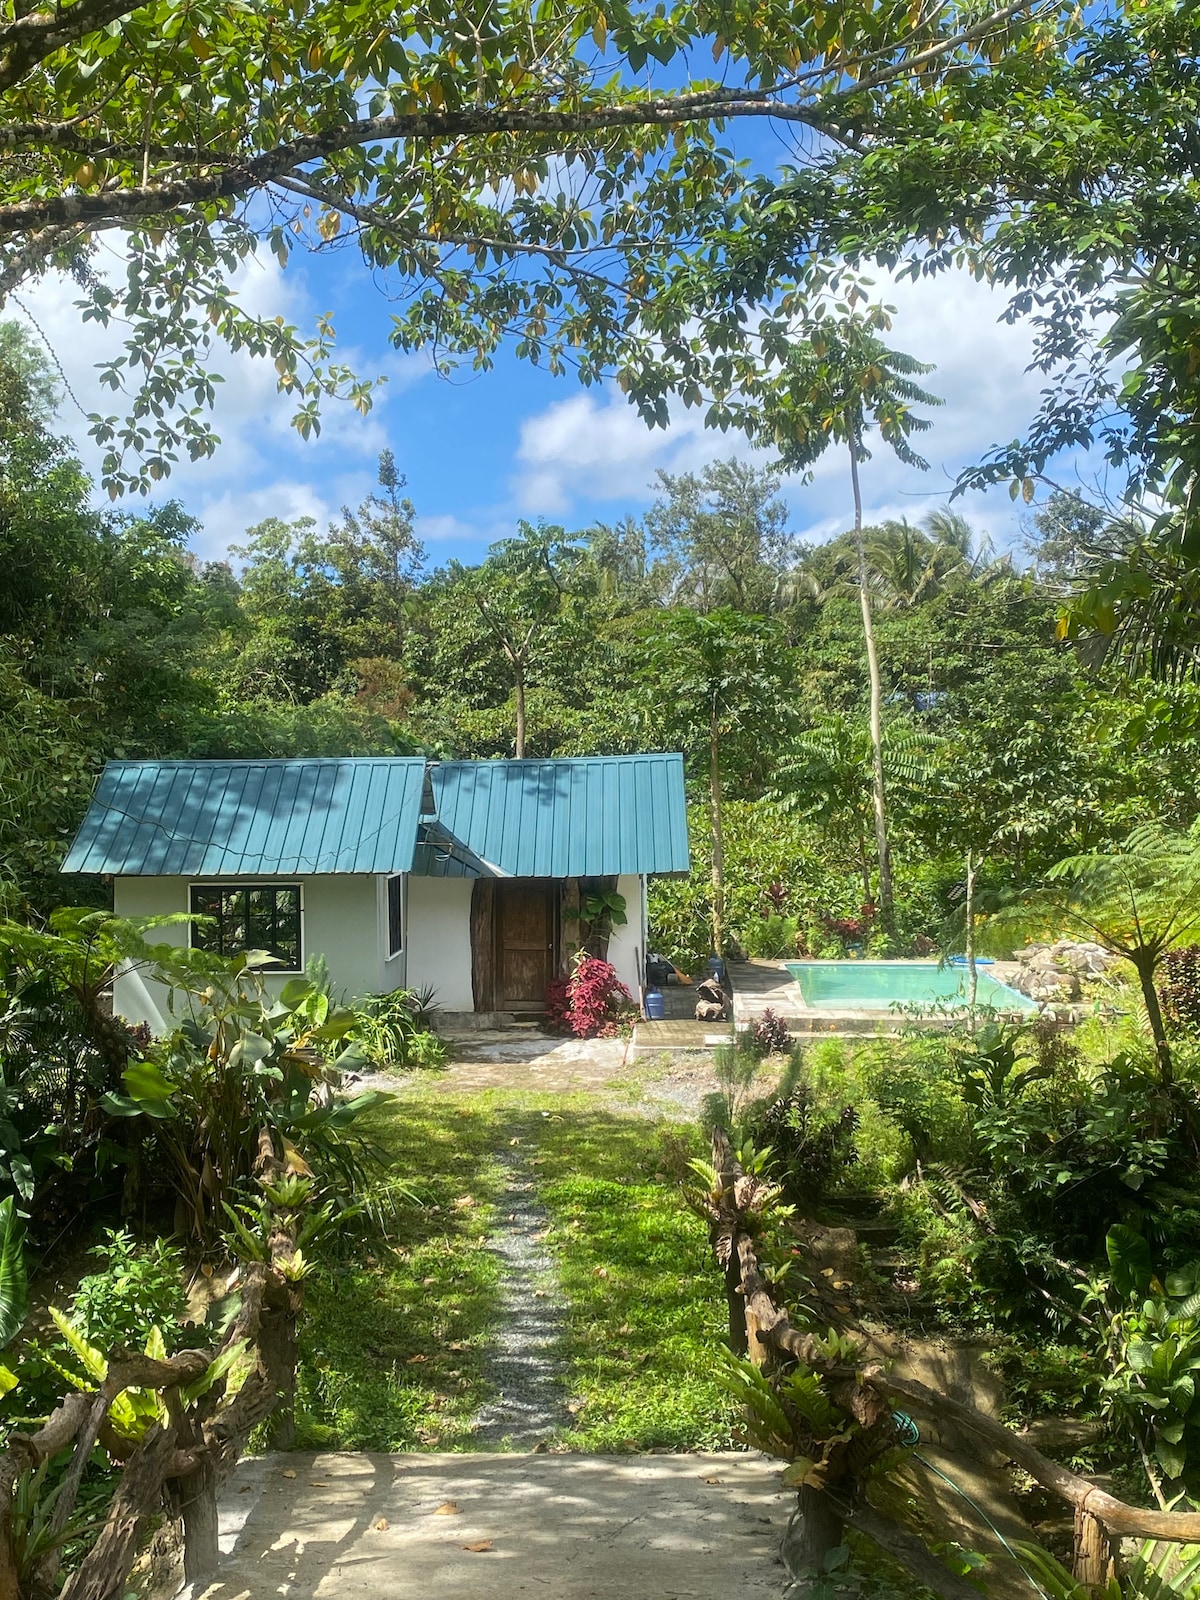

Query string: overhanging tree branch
0 0 141 92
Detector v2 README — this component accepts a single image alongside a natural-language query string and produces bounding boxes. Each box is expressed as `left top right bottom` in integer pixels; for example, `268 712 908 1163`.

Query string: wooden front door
494 882 557 1011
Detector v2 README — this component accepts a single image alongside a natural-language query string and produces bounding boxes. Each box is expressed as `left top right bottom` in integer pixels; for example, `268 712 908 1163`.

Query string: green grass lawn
296 1087 734 1452
296 1096 504 1450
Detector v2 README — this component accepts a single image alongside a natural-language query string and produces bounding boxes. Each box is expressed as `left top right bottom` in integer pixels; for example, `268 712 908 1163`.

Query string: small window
190 884 302 970
387 875 404 957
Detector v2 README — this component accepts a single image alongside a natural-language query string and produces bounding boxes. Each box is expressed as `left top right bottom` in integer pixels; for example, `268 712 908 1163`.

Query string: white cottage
62 755 690 1031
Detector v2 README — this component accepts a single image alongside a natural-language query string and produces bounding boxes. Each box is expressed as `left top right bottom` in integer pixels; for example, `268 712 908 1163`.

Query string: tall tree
773 711 931 911
761 313 940 932
644 461 796 613
450 523 583 758
637 608 792 953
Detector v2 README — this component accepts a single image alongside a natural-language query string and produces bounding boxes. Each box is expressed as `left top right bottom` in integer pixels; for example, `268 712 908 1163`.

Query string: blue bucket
644 990 666 1021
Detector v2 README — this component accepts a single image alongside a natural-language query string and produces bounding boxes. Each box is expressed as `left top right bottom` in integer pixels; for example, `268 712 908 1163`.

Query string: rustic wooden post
1072 1506 1115 1589
724 1246 749 1358
782 1486 846 1579
181 1456 221 1582
561 879 581 974
470 879 495 1011
744 1294 772 1370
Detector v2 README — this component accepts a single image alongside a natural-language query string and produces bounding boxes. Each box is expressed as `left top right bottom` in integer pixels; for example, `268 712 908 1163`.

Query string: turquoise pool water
784 960 1035 1013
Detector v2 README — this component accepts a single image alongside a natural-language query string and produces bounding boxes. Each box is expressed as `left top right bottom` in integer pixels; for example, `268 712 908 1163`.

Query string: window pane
273 889 301 969
190 887 220 951
387 877 403 955
221 888 247 955
247 887 273 954
189 884 300 967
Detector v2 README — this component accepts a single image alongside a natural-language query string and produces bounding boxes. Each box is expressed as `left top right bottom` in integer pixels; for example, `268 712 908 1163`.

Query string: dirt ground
358 1032 728 1118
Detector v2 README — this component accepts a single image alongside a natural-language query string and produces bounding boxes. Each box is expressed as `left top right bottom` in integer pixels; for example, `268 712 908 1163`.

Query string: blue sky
19 176 1104 569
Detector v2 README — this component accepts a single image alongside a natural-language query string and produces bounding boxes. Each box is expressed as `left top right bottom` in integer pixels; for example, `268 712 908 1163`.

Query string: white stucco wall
404 877 475 1012
112 874 395 1032
607 874 646 1003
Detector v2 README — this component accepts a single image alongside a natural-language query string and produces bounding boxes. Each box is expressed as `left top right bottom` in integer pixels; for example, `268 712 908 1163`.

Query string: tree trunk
855 820 873 907
850 440 895 934
724 1248 747 1357
965 851 978 1033
709 703 725 955
1132 949 1173 1085
514 661 527 759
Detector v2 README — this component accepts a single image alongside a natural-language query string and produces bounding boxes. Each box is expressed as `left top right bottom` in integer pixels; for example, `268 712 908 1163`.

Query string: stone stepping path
471 1144 567 1445
190 1451 790 1598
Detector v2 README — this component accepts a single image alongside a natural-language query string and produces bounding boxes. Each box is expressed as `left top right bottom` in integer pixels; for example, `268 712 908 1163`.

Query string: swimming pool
784 960 1035 1013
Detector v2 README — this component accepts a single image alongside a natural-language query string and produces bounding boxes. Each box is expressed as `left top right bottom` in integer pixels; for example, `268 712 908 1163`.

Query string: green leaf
1107 1224 1153 1298
1155 1433 1188 1480
49 1307 107 1382
180 1338 250 1404
0 1198 28 1350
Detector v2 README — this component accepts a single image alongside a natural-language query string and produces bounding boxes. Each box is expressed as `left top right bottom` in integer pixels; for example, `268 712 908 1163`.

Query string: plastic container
644 989 666 1021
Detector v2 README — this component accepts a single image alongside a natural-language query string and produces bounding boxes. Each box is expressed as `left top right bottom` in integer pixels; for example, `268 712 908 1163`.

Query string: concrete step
188 1451 790 1599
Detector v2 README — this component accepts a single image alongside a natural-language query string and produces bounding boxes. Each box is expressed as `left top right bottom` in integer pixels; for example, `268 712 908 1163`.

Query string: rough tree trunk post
514 659 527 759
850 439 894 934
710 702 725 955
724 1248 748 1358
782 1486 846 1581
1072 1505 1115 1588
181 1457 220 1583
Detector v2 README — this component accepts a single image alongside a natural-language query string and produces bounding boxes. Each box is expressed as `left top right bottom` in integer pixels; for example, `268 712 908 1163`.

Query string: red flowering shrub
545 954 637 1038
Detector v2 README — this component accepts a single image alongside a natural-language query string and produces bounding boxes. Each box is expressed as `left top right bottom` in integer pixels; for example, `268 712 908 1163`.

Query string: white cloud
509 265 1068 549
513 391 773 515
192 481 341 562
415 510 509 546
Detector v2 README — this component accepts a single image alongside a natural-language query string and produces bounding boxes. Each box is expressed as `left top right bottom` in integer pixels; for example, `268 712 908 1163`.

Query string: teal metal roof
414 755 689 878
62 759 428 877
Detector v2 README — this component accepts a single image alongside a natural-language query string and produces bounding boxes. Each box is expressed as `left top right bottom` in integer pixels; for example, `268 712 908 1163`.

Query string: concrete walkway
192 1451 791 1598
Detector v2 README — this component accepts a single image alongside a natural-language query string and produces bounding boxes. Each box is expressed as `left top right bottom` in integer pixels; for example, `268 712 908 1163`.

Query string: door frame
470 878 561 1012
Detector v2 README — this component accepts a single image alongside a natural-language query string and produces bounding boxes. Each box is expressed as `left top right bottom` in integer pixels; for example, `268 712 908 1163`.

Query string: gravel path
471 1141 567 1446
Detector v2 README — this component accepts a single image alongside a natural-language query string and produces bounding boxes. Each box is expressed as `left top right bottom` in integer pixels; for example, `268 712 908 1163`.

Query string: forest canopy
2 319 1196 972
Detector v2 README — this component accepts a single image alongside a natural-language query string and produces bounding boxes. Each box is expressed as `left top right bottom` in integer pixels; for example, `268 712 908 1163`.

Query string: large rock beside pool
1011 940 1118 1000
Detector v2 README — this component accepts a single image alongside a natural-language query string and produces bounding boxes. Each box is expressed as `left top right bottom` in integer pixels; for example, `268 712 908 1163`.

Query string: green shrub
754 1084 860 1203
743 915 799 959
351 988 448 1069
68 1228 188 1351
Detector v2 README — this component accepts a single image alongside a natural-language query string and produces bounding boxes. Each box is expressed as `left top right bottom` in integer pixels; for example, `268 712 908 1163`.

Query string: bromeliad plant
349 986 447 1070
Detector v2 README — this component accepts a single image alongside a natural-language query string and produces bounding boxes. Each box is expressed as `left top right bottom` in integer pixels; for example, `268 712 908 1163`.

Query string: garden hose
912 1447 1055 1600
777 1410 1055 1600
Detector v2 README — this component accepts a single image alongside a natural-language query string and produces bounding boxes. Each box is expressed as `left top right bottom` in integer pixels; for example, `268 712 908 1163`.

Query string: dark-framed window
190 884 302 971
387 875 404 956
